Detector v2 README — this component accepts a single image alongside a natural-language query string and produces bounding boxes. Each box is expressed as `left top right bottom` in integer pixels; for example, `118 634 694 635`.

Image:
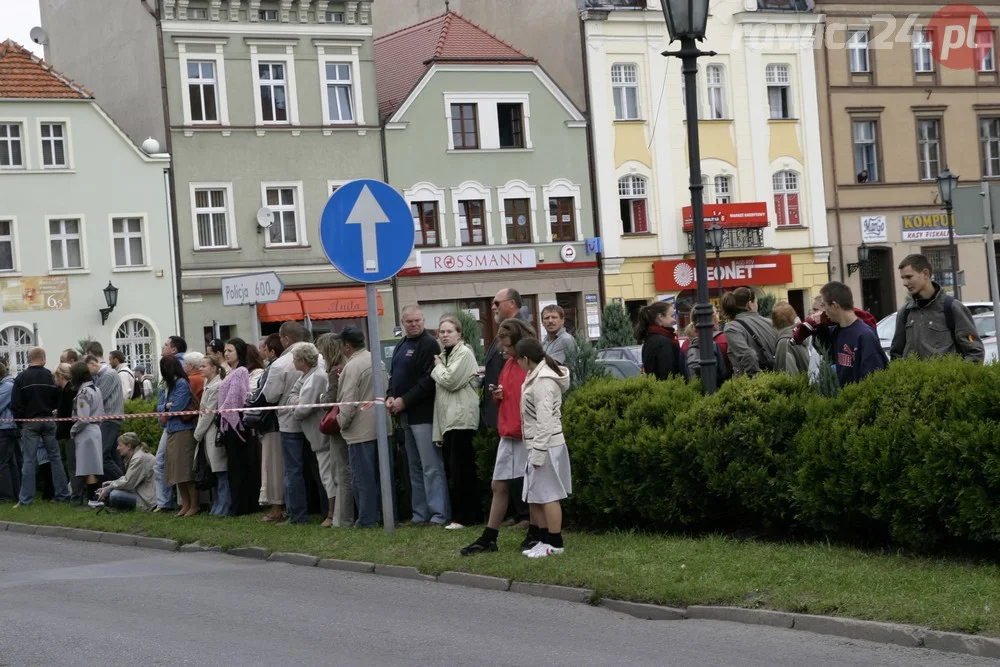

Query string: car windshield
876 316 896 341
975 315 997 339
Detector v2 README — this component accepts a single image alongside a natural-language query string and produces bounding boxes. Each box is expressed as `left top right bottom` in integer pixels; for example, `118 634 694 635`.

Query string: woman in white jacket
195 356 229 516
291 343 336 527
515 338 571 559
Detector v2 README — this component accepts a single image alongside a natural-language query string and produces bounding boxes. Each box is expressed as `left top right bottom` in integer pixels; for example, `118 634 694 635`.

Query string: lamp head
857 244 870 264
103 281 119 309
662 0 710 42
707 222 725 249
937 168 959 204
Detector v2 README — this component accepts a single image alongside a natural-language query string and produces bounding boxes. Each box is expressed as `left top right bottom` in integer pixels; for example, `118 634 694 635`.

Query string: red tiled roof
375 12 534 118
0 39 92 99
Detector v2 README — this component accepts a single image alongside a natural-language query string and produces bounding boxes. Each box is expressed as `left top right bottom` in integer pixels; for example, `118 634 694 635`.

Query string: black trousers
443 429 484 526
224 429 262 516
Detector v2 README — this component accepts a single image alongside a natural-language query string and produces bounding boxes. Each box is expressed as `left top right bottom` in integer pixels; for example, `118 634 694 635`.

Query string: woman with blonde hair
432 315 482 530
292 342 340 527
195 354 229 515
316 333 353 527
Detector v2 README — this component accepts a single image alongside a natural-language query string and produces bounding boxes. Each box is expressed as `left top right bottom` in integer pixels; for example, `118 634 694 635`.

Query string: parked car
596 357 642 379
877 301 994 356
596 345 643 371
974 313 999 365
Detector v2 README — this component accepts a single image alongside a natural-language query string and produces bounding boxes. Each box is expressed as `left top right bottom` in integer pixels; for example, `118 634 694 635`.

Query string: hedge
561 357 1000 552
122 399 163 453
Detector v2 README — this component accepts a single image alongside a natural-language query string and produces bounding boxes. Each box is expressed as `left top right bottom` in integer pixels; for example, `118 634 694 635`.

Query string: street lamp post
662 0 717 394
937 168 961 299
708 222 725 298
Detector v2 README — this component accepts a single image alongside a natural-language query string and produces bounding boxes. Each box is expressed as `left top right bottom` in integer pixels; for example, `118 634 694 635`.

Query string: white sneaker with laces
523 542 547 557
444 522 465 530
88 500 105 509
527 543 565 558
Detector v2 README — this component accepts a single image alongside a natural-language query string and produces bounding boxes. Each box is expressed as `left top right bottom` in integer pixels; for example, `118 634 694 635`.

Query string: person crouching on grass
515 338 571 558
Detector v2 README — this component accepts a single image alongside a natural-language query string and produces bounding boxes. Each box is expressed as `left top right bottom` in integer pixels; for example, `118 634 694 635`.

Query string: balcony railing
686 227 765 253
580 0 647 9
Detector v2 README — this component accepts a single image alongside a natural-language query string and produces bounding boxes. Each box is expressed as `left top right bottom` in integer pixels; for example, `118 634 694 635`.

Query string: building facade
377 12 601 342
815 0 1000 319
40 0 391 347
583 0 831 321
0 41 176 374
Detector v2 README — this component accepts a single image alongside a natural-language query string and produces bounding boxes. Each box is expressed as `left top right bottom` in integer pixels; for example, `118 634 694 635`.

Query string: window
498 103 525 149
187 61 219 123
264 186 300 246
259 9 278 21
324 62 354 123
459 200 486 246
325 11 345 22
193 187 232 249
618 175 648 235
39 122 67 168
772 171 801 227
922 246 956 288
765 64 792 119
848 30 870 73
982 118 1000 178
258 62 288 123
549 197 576 242
977 31 996 72
116 319 154 379
48 218 83 269
706 65 726 119
0 219 14 271
450 103 478 149
913 29 934 72
504 198 532 243
412 201 440 247
112 217 145 267
0 123 23 169
917 119 941 181
0 326 32 376
853 120 880 182
611 64 640 121
714 175 733 204
186 6 208 19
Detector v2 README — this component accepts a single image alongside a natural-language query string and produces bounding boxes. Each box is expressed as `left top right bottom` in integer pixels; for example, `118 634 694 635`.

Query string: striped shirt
94 363 125 424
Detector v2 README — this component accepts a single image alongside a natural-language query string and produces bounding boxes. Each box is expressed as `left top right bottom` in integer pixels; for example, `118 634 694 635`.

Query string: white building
0 40 178 374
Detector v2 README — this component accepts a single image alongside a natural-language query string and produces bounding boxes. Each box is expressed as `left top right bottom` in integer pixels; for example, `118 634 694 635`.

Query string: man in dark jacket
11 347 69 505
388 305 450 526
817 282 886 385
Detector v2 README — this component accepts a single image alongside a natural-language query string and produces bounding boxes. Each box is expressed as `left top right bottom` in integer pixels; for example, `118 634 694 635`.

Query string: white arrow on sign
346 185 391 274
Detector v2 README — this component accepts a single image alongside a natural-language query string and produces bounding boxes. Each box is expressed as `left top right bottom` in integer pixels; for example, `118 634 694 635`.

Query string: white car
876 301 994 357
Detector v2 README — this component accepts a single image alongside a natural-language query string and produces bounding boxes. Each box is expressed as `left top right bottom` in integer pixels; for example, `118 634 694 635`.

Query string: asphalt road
0 532 992 667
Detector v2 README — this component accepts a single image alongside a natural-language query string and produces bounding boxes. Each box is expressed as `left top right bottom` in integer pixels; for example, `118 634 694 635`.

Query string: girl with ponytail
634 301 682 380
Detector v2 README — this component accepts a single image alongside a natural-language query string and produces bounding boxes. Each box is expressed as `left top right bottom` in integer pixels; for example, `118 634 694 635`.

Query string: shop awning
256 287 384 323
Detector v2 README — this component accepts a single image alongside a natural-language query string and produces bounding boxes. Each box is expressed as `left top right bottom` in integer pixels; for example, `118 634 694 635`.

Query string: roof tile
0 39 92 100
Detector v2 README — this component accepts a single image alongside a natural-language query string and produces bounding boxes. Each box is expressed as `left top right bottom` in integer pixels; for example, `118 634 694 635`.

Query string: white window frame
542 178 582 244
442 93 532 151
853 120 880 182
714 175 734 204
45 215 88 273
982 118 1000 178
705 64 727 119
177 42 230 127
498 180 537 245
912 28 934 73
0 119 26 171
317 43 364 127
917 118 941 182
328 179 348 196
772 171 802 228
0 216 20 274
325 11 345 23
404 182 448 248
186 6 208 20
450 181 494 247
765 64 793 120
109 214 151 272
36 119 71 170
190 182 238 250
249 46 300 126
260 181 307 248
611 63 641 121
976 30 996 72
848 29 871 73
618 175 649 235
258 8 278 21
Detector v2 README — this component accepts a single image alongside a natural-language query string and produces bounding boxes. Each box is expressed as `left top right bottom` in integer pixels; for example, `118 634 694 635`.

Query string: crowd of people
0 287 577 559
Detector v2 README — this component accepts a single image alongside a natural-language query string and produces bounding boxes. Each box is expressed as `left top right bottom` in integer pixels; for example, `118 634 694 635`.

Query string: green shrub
455 310 485 365
756 293 778 318
598 302 635 349
564 332 609 392
122 399 163 453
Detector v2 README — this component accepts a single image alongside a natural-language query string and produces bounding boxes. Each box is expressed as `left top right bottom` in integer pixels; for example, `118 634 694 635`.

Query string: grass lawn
2 503 998 636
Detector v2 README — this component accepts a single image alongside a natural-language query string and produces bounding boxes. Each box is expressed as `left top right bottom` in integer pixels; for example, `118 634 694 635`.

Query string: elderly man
388 305 450 526
541 305 576 364
85 343 125 480
11 347 69 505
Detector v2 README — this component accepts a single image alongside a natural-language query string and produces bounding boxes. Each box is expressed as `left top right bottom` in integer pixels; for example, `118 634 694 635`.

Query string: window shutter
774 194 787 227
632 200 648 233
787 193 800 226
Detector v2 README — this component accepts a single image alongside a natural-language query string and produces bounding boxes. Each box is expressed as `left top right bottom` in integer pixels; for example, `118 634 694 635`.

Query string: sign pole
365 282 395 534
982 182 1000 348
250 303 260 343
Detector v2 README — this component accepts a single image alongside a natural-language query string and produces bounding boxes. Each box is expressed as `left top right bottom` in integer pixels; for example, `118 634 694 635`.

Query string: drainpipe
380 115 401 331
141 0 185 334
579 12 608 307
820 16 845 280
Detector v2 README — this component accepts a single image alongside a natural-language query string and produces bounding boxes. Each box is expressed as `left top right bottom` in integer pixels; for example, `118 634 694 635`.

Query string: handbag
179 392 201 423
319 406 341 435
192 441 216 491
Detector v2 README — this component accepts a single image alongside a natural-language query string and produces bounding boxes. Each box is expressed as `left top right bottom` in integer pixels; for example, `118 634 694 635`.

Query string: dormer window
259 9 279 22
186 6 208 19
325 11 345 23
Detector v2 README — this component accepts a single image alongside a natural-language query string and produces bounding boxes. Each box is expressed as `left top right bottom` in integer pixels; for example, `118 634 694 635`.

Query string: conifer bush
598 302 635 349
122 399 163 453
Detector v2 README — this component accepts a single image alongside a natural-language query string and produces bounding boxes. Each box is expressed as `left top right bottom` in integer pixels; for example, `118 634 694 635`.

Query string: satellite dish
256 208 274 229
29 27 48 46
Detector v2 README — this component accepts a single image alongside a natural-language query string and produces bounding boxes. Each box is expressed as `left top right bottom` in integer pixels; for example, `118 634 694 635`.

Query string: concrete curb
8 521 1000 660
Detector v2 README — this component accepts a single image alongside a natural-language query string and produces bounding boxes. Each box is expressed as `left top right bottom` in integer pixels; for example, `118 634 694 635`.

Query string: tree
757 293 778 319
77 337 97 356
564 332 609 392
455 310 485 365
813 340 840 397
598 302 635 349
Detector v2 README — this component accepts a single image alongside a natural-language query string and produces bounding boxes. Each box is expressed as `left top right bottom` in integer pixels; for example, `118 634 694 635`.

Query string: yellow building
582 0 832 320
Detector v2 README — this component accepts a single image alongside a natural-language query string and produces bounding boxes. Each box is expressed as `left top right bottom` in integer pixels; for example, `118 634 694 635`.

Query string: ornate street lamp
662 0 717 393
937 168 960 297
708 222 725 297
100 280 119 325
847 243 870 277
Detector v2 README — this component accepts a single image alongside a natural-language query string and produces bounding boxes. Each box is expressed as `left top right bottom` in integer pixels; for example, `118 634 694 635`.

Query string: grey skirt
522 444 572 504
492 437 527 481
74 425 103 477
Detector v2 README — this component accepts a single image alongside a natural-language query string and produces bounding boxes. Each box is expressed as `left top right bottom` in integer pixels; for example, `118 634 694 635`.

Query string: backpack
890 295 956 357
732 319 776 373
713 332 731 385
130 377 144 400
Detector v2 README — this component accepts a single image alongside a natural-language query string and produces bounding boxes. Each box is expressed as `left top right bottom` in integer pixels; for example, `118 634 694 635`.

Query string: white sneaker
527 543 565 559
522 542 547 557
88 500 105 509
444 522 465 530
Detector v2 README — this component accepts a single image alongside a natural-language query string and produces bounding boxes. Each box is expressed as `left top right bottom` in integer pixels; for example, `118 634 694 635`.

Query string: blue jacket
0 376 15 431
157 377 195 433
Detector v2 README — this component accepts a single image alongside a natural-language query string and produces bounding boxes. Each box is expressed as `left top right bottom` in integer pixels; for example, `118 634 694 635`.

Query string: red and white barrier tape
0 399 383 424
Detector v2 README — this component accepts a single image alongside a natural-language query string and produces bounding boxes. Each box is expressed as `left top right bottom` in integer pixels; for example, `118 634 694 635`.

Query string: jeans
280 432 308 524
100 421 124 480
0 430 20 502
211 472 231 516
19 422 69 504
107 489 138 510
155 431 176 509
402 417 450 525
349 439 395 528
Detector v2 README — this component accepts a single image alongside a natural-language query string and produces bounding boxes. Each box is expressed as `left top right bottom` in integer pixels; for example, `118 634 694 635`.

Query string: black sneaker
460 538 498 556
